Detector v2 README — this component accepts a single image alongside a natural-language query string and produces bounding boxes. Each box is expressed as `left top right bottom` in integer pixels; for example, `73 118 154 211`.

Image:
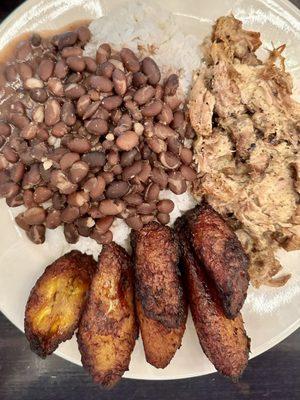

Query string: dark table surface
0 1 300 399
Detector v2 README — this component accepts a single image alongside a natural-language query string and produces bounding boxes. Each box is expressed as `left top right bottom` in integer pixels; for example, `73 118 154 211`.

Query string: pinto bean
120 149 138 167
96 43 111 64
61 206 80 223
164 95 182 110
69 161 89 183
84 57 97 73
90 229 113 244
134 85 155 105
101 95 123 111
46 209 61 229
83 176 106 199
95 216 114 234
18 63 33 81
132 71 148 88
120 48 140 73
45 99 61 126
85 118 108 136
116 131 139 151
33 187 52 204
61 102 76 126
23 206 46 225
68 191 89 207
158 103 173 124
89 75 113 92
123 193 143 206
6 193 24 207
145 182 160 202
164 74 179 96
97 61 115 78
106 181 129 199
77 26 91 43
38 59 54 81
50 170 77 194
82 151 106 168
64 223 79 243
180 164 197 181
66 56 86 72
22 164 41 188
126 215 143 230
142 57 161 85
3 145 19 163
99 199 125 216
159 151 181 170
122 160 143 181
59 152 80 170
65 83 86 99
157 212 170 225
0 182 19 199
180 147 193 165
52 192 66 210
157 199 174 214
151 167 168 188
137 202 156 215
26 225 46 244
67 138 91 153
141 100 163 117
10 162 25 183
54 59 69 79
168 171 187 194
57 31 78 50
0 122 11 137
112 68 127 95
47 77 64 97
154 123 176 139
82 101 100 120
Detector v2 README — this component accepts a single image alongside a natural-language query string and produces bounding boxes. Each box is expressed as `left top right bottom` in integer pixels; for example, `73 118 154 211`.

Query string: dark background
0 0 299 399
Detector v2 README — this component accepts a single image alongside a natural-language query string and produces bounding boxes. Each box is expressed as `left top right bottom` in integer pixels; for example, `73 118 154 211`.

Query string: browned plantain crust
77 242 138 388
135 300 186 368
185 202 249 318
131 222 187 368
24 250 96 358
175 217 250 378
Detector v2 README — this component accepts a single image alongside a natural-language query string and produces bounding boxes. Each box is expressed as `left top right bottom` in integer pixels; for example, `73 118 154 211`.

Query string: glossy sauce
0 20 91 121
0 20 91 63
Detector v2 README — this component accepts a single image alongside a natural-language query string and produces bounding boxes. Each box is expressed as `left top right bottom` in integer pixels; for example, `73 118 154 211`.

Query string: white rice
84 0 201 94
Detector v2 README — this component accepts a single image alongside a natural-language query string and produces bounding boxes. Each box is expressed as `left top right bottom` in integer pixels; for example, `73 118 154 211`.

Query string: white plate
0 0 300 381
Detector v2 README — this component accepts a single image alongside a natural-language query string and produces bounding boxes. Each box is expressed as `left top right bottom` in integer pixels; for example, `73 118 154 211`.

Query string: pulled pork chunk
190 15 300 287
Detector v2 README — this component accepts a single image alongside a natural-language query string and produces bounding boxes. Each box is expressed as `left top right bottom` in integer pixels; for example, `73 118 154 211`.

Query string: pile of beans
0 26 197 245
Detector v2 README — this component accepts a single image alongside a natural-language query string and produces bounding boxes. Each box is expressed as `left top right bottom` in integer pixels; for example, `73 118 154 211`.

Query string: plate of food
0 0 300 387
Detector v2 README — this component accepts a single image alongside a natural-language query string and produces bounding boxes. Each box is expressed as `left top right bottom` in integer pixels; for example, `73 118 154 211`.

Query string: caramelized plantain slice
77 243 138 388
24 250 96 358
135 299 186 369
131 222 187 368
186 202 249 318
175 217 250 378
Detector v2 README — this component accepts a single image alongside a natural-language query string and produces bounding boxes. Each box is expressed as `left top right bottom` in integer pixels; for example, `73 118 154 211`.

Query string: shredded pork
190 16 300 287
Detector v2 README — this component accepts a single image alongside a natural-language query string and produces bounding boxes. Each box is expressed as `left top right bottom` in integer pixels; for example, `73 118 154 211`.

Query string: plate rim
0 0 300 380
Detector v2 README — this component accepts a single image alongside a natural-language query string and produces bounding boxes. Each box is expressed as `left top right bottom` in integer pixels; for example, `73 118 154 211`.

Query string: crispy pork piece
77 243 138 388
24 250 96 358
186 202 249 318
131 222 187 368
175 217 250 378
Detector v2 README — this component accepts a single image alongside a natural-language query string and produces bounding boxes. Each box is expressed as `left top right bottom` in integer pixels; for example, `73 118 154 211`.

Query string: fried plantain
175 217 250 378
131 222 187 368
24 250 96 358
77 242 138 388
186 202 249 318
